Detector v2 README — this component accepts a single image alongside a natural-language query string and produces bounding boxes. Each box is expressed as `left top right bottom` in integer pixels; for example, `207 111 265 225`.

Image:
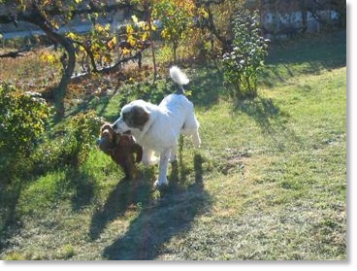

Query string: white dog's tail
170 66 189 91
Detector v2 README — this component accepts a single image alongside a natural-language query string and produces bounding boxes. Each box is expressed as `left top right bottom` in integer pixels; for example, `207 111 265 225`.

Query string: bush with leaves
65 111 102 164
222 10 269 99
0 84 51 155
29 110 102 177
0 83 52 183
54 111 102 167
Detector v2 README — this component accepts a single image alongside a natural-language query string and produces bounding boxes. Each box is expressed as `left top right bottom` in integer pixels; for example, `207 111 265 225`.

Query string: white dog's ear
123 105 150 130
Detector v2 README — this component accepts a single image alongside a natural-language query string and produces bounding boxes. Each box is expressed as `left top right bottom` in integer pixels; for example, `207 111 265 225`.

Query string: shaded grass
260 31 346 88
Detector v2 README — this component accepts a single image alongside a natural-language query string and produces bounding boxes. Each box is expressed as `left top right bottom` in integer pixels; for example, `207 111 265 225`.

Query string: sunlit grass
0 32 346 260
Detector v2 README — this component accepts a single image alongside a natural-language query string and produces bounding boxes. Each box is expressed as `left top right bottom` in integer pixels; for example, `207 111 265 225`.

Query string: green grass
0 31 346 260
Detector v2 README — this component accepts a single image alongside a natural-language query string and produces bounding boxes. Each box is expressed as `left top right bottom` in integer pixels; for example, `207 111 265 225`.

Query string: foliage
201 0 244 54
222 10 269 99
152 0 199 61
124 15 153 54
35 110 102 170
61 110 102 163
0 0 134 118
0 83 51 156
0 84 100 183
70 23 114 70
0 83 52 183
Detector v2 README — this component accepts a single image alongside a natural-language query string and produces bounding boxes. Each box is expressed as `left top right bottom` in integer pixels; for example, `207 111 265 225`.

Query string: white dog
112 66 201 187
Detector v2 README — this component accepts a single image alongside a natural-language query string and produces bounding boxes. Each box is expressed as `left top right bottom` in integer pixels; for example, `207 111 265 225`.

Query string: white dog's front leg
154 149 171 188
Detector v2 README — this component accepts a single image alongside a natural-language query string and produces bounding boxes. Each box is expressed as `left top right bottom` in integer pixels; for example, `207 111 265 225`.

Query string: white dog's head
112 101 150 133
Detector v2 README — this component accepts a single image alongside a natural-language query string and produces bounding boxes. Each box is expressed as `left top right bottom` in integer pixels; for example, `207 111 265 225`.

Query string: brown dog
97 122 143 179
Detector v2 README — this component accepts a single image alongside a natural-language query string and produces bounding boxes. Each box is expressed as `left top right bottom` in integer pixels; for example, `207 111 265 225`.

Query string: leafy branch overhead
0 0 148 118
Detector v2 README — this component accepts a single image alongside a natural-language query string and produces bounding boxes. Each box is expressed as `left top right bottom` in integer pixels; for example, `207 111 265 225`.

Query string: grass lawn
0 31 346 260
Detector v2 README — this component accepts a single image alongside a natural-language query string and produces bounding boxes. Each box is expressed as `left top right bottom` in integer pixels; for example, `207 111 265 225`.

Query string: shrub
61 110 103 166
32 110 103 172
222 10 269 99
0 83 52 183
0 83 51 155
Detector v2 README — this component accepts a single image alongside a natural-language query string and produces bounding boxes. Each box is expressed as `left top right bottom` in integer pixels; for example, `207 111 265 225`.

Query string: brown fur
97 123 143 179
122 105 150 131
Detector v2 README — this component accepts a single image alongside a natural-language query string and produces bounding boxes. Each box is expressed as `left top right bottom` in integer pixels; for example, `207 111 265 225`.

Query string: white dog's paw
153 179 168 189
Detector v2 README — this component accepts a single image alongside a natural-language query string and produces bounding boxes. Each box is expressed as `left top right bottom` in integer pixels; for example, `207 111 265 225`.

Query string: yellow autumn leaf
95 24 104 32
126 24 134 35
103 55 112 63
40 52 57 64
66 32 77 40
122 48 131 55
198 7 209 19
52 21 60 30
131 15 138 24
127 36 136 47
107 37 117 49
141 32 148 41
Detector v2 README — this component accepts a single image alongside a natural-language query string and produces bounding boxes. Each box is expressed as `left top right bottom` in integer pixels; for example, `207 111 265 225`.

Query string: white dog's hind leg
183 129 201 148
154 149 171 188
182 114 201 148
192 130 201 148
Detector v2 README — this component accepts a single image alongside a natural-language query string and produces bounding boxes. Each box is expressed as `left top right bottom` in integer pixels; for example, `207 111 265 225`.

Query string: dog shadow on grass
89 167 156 241
101 153 210 260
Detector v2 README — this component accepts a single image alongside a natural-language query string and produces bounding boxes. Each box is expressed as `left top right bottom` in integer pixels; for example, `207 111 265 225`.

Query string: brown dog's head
97 122 143 164
97 123 116 155
97 122 143 179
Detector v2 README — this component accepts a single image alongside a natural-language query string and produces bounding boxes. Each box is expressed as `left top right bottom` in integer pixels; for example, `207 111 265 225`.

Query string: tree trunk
205 4 232 53
146 5 157 81
173 42 178 63
299 0 308 33
21 7 76 119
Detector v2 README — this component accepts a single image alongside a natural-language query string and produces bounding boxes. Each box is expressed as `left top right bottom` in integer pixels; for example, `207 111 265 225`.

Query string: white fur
170 65 189 85
113 67 201 187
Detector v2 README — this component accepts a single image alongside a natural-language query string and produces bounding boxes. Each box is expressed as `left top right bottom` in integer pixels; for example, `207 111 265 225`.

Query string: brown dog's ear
100 118 106 125
101 123 114 134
